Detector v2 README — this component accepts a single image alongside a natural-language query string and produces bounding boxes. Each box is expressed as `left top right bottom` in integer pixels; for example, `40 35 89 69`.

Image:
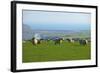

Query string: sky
23 10 91 30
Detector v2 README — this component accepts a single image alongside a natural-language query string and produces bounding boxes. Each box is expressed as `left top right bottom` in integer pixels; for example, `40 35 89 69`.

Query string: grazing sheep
79 39 88 45
66 38 74 43
72 38 80 42
32 38 41 45
54 38 63 45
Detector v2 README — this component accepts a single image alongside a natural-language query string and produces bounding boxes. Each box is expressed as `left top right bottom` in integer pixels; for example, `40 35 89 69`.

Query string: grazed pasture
22 40 91 63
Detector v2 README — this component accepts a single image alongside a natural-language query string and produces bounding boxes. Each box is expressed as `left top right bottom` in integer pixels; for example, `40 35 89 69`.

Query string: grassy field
22 40 91 63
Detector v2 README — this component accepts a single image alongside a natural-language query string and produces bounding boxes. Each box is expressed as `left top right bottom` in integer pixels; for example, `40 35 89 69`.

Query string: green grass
22 41 91 63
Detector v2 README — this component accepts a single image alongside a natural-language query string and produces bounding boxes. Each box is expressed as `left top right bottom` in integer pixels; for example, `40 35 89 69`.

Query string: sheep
54 38 63 45
79 39 88 45
32 37 41 45
66 38 74 43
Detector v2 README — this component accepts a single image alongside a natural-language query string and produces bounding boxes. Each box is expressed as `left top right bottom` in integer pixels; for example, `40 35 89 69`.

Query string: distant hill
22 24 34 40
22 24 90 40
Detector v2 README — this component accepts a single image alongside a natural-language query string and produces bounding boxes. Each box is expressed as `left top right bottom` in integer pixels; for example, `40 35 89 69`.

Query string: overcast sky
23 10 91 30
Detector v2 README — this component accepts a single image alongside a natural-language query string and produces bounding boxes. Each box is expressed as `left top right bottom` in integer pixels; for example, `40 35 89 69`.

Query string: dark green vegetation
22 41 91 63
